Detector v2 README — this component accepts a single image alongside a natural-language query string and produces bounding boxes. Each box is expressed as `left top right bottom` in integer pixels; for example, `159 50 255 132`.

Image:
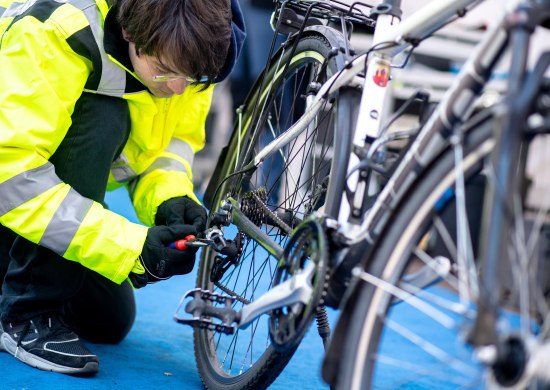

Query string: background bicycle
321 0 550 389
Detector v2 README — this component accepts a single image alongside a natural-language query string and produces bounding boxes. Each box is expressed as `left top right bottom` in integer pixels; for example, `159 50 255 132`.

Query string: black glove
129 224 198 288
155 196 207 232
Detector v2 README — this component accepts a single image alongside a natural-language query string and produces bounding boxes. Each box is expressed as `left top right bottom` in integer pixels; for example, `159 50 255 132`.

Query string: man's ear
122 28 131 42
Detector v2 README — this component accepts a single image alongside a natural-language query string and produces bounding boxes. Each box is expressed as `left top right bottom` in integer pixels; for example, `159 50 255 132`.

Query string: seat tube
340 0 402 226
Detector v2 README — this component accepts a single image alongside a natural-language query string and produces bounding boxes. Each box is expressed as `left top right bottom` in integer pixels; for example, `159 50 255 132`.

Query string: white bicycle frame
245 0 485 237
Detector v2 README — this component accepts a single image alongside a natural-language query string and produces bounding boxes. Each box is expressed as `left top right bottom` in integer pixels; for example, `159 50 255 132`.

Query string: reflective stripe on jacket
0 0 212 283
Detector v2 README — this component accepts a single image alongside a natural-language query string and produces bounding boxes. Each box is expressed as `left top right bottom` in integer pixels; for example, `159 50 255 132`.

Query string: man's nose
166 79 188 95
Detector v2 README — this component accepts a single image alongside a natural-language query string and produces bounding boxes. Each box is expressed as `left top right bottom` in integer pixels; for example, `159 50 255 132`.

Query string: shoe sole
0 333 99 375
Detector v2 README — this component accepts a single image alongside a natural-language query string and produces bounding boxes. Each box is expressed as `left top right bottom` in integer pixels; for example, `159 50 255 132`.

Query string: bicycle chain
213 187 294 304
214 281 250 305
251 190 293 234
242 187 293 234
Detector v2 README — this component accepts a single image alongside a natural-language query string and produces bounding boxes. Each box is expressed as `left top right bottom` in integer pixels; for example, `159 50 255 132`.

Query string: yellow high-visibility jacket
0 0 212 283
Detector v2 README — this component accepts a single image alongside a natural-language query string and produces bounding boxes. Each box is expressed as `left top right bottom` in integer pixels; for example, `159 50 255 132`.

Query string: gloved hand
155 196 207 232
129 224 198 288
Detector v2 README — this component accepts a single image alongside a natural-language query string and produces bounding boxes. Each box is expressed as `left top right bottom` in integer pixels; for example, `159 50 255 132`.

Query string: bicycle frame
188 0 509 329
243 0 491 242
241 0 550 333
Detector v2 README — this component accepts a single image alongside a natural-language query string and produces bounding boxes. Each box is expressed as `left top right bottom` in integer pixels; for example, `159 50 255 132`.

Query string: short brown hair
115 0 232 87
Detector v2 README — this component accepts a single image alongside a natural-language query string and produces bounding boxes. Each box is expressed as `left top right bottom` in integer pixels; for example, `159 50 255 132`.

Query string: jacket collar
103 9 133 71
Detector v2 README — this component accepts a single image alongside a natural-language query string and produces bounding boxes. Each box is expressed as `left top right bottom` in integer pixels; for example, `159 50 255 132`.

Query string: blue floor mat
1 188 334 389
1 275 335 389
1 188 495 389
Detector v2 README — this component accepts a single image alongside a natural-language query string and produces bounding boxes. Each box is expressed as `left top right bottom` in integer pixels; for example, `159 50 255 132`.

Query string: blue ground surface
1 187 336 389
2 187 499 389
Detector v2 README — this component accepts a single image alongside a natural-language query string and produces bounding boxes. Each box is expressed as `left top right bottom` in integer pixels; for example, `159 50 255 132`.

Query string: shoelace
15 321 32 347
11 316 75 346
12 317 57 346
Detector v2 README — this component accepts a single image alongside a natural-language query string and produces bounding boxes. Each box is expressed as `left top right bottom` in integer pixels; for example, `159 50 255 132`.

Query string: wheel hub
492 336 527 387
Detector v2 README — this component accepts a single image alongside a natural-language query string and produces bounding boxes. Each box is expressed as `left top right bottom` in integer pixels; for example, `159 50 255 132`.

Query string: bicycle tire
194 31 356 389
332 109 515 389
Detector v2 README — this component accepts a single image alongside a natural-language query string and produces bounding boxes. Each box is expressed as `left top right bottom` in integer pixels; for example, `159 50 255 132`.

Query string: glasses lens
152 75 182 82
151 74 208 83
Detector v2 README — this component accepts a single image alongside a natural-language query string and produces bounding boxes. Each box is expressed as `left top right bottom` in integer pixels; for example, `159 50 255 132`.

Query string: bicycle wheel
194 32 356 389
332 108 546 389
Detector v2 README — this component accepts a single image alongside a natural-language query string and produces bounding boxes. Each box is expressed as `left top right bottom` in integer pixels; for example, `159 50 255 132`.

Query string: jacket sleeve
0 16 148 283
131 85 214 227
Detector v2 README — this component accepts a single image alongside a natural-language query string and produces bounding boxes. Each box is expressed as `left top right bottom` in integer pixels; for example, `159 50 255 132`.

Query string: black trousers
0 93 134 343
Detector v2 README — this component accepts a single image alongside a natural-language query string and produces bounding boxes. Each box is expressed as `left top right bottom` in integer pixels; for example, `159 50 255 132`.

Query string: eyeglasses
151 74 208 83
145 55 208 84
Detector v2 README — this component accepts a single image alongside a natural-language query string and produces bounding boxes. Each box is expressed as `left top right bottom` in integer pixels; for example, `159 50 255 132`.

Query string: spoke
510 193 533 337
268 102 331 214
263 101 334 217
513 194 550 337
398 278 471 316
373 354 478 388
218 326 239 373
452 135 479 301
248 49 287 144
356 269 457 329
384 317 479 378
433 216 458 261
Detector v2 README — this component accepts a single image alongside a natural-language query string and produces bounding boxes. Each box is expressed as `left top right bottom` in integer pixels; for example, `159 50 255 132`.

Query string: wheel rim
348 130 547 389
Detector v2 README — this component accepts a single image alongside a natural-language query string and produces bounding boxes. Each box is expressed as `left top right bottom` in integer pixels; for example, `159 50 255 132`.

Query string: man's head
115 0 232 94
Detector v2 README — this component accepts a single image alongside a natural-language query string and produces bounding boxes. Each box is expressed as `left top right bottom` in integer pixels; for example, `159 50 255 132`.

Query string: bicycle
176 1 375 388
318 1 550 389
173 0 550 388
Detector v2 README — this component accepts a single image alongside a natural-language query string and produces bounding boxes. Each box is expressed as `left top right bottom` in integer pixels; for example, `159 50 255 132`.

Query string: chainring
268 218 328 351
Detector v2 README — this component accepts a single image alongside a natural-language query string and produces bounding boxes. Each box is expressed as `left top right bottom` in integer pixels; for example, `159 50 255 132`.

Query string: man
0 0 245 376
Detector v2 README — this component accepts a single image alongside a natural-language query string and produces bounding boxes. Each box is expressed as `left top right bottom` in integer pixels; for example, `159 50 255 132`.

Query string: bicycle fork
469 5 550 386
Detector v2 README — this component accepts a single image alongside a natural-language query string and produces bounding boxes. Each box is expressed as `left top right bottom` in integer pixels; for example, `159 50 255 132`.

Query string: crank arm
175 262 316 333
238 261 315 329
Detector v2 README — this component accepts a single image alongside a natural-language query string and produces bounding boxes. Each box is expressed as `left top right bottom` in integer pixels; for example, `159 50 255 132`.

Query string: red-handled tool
169 235 196 250
169 235 210 250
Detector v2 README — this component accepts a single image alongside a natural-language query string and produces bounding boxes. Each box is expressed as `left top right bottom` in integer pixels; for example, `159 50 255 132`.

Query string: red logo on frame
373 67 389 87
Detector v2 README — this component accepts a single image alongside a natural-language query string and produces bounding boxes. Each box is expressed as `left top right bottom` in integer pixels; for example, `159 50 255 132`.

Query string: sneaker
0 314 99 375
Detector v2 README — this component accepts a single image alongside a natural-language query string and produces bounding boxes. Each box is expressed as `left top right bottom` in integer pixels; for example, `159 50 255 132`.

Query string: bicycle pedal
175 316 235 335
173 288 240 335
